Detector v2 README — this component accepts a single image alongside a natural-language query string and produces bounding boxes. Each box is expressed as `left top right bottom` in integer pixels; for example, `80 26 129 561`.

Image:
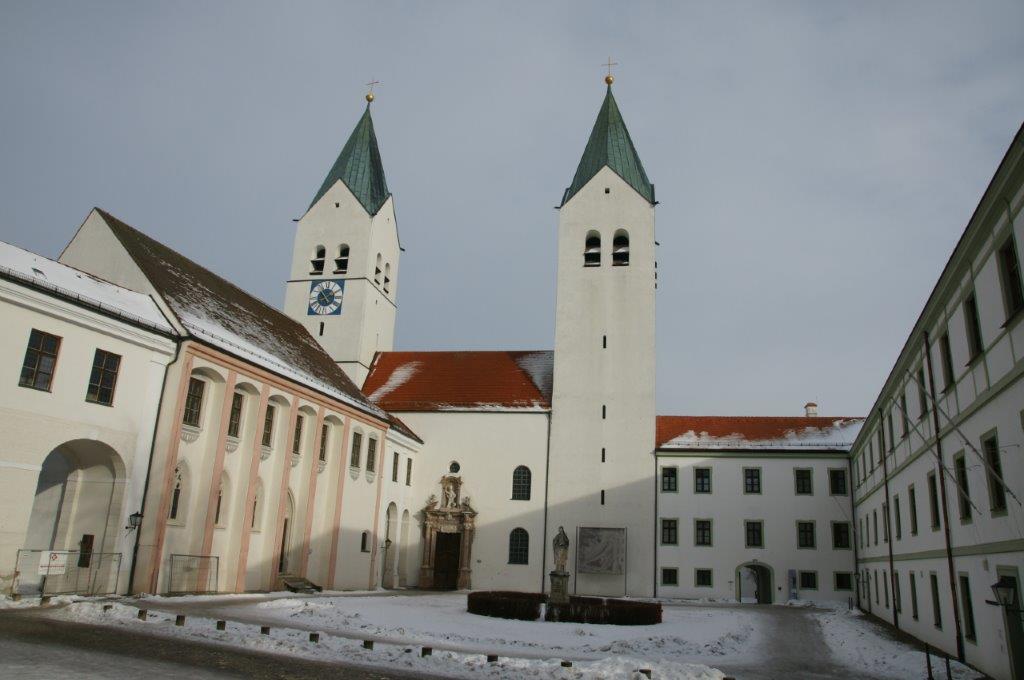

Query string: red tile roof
364 351 553 411
656 415 863 450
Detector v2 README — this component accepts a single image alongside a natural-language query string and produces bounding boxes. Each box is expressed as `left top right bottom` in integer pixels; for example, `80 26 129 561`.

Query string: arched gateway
419 475 477 590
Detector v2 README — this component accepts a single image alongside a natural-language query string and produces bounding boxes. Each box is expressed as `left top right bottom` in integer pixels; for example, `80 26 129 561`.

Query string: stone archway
382 502 398 588
419 475 476 590
736 561 774 604
22 440 126 595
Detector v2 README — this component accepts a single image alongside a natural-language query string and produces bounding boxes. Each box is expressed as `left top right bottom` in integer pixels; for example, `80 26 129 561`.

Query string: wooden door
433 532 461 590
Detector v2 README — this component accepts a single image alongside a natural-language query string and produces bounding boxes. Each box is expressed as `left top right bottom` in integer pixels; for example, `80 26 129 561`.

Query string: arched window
360 530 370 552
612 230 629 266
374 253 382 284
311 245 326 274
508 528 529 564
383 263 391 293
512 466 532 500
319 423 330 462
584 231 601 267
250 478 264 530
169 464 187 521
334 245 350 274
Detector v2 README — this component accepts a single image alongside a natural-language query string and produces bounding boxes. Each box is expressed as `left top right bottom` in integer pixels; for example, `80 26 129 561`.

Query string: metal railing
167 554 219 594
13 549 122 596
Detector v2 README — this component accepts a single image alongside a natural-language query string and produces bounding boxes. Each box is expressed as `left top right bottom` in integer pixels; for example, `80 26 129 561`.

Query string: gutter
540 412 552 594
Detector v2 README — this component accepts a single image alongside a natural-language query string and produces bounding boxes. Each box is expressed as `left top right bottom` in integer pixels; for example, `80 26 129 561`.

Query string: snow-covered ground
17 592 982 679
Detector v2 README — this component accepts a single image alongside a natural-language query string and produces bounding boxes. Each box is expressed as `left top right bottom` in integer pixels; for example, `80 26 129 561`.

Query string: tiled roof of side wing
309 105 390 215
364 351 553 411
561 86 654 206
656 415 864 450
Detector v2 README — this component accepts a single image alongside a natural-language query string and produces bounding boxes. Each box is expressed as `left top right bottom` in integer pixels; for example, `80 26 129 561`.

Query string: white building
850 123 1024 680
0 240 177 595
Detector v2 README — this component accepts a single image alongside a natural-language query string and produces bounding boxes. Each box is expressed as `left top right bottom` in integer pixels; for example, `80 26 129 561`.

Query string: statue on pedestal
552 526 570 574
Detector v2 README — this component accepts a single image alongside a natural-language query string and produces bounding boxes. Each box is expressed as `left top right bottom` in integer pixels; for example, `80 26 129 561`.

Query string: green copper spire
310 103 391 215
561 86 654 207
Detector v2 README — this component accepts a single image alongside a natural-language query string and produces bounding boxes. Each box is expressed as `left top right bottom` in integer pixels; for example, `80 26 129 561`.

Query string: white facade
851 125 1024 680
0 241 176 595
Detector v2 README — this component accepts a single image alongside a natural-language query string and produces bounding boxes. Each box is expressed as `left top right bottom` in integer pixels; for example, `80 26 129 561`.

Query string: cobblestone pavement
0 609 441 680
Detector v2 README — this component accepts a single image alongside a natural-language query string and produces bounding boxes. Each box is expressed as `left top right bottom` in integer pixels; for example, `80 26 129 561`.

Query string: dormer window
334 245 350 274
383 263 391 293
584 231 601 267
310 245 326 274
612 230 629 266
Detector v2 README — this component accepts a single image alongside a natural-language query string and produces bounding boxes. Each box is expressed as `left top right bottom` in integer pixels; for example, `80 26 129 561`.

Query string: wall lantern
126 512 143 530
991 576 1019 610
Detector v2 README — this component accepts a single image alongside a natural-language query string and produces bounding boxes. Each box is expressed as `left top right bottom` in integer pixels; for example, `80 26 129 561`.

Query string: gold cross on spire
602 57 618 85
365 79 381 103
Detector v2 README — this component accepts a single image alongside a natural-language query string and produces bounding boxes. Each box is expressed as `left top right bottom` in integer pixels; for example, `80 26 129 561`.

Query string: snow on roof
657 415 864 451
92 209 384 420
364 350 553 411
0 239 174 334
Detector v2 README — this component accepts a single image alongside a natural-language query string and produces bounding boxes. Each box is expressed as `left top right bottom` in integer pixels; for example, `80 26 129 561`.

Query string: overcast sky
2 2 1022 417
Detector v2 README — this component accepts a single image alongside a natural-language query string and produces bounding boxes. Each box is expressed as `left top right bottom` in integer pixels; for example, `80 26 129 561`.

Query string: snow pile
51 600 726 679
0 240 172 333
367 361 421 402
814 606 975 679
513 351 554 401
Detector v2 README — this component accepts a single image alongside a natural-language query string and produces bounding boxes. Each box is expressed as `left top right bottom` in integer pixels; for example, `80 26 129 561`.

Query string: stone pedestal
549 571 570 604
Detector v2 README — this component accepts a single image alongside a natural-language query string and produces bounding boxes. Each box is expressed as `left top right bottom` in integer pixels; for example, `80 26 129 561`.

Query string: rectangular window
882 502 889 542
797 521 816 549
745 520 763 548
927 471 941 529
909 485 919 535
392 452 400 482
900 393 909 438
182 377 205 427
261 404 275 447
873 509 878 545
917 368 929 420
886 411 895 451
794 468 813 495
894 495 902 540
832 522 850 549
998 236 1024 320
661 519 678 545
695 569 713 587
366 438 377 472
835 572 853 591
894 571 902 612
959 574 976 642
939 332 955 391
910 572 919 619
930 572 942 629
799 571 818 590
884 570 889 608
227 392 244 438
661 568 678 586
292 414 304 455
406 458 413 486
874 570 879 604
319 423 329 462
954 453 971 520
350 432 362 468
694 467 711 493
743 468 761 494
829 469 847 496
19 329 61 391
983 434 1007 512
694 519 712 546
964 293 984 360
85 349 121 406
661 467 678 492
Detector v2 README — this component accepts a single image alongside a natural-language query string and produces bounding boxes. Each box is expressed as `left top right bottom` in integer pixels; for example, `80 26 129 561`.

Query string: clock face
308 280 344 316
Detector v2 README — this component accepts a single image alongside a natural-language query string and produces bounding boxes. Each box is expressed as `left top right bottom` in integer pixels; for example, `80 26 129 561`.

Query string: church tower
284 93 399 386
547 77 657 597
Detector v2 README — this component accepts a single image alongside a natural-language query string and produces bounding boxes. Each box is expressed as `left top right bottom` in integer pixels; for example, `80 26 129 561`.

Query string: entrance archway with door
21 440 126 595
382 502 398 588
419 475 477 590
736 561 774 604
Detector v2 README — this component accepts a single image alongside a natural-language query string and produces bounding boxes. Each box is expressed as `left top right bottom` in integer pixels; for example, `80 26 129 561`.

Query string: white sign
38 551 69 576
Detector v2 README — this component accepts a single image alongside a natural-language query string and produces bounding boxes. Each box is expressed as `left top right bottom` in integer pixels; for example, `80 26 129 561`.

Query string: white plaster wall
390 411 551 593
0 278 174 593
284 182 398 384
656 453 856 603
549 167 657 597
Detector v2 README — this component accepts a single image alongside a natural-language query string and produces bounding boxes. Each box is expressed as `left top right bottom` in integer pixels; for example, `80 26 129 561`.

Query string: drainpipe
923 330 965 661
127 337 180 595
877 406 898 631
848 455 861 610
540 412 552 594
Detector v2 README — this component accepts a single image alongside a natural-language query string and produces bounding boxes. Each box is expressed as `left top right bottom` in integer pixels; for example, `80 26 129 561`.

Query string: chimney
804 402 818 417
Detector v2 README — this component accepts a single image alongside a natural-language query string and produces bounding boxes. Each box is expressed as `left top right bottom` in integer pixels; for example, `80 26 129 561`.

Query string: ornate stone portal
419 475 477 590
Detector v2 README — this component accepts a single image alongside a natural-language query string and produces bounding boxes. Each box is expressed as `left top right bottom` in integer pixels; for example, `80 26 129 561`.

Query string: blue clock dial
308 280 344 316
